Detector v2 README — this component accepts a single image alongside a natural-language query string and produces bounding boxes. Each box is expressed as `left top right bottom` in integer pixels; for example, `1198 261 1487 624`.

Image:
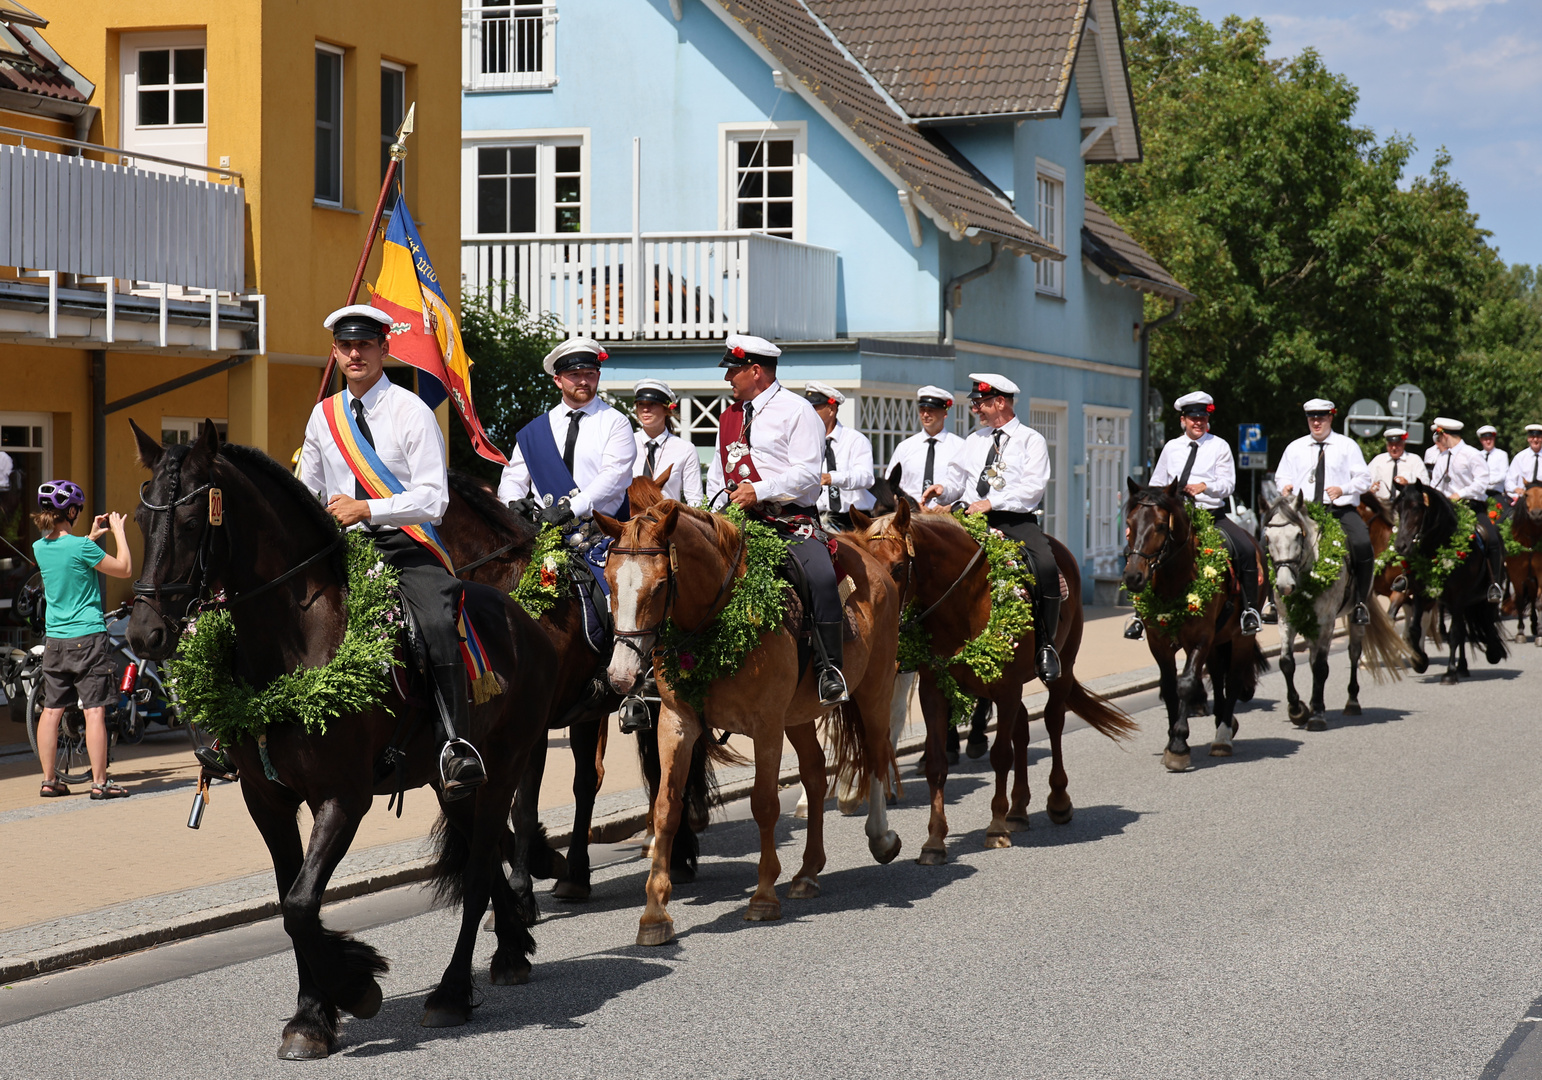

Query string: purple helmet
37 480 85 511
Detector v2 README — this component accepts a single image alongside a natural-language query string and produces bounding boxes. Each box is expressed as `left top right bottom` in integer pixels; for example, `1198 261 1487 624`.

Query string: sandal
39 779 70 798
90 781 131 800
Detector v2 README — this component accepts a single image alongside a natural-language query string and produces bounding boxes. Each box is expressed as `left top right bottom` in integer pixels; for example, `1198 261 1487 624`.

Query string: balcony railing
463 3 558 91
461 231 838 342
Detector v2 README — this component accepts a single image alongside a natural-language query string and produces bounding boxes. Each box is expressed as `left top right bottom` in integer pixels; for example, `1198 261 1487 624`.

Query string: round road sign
1348 398 1386 438
1388 383 1426 421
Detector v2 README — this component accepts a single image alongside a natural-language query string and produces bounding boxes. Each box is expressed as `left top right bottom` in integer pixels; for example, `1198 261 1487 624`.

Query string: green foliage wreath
896 511 1036 727
1130 505 1230 633
511 523 576 619
1496 501 1540 558
654 504 791 712
1267 502 1348 641
1406 498 1479 599
165 532 401 745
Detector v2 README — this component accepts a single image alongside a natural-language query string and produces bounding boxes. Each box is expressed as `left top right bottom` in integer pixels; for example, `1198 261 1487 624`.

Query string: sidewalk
0 606 1282 982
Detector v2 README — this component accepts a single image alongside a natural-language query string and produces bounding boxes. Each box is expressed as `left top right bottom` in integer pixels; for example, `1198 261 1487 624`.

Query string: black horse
1392 479 1507 683
125 421 557 1056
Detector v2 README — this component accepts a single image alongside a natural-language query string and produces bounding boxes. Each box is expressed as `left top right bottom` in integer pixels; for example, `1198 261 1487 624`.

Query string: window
381 63 406 212
1084 408 1130 574
135 47 205 127
1035 160 1065 295
0 413 51 550
315 47 344 205
464 1 557 91
858 394 919 473
1028 402 1066 539
474 142 582 234
161 418 228 446
720 124 806 241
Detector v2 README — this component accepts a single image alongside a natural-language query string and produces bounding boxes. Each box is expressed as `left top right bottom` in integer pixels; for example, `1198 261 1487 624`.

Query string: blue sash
514 413 626 595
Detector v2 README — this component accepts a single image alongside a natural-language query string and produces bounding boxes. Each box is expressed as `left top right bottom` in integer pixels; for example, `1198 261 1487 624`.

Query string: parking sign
1238 424 1266 454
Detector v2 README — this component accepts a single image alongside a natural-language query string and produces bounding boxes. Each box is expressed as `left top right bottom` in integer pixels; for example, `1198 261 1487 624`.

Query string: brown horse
1504 483 1542 642
1123 481 1268 771
598 500 901 945
1360 491 1409 611
858 501 1137 861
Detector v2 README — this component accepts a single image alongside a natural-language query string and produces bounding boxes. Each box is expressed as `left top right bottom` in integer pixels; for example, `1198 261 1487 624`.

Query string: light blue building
459 0 1192 597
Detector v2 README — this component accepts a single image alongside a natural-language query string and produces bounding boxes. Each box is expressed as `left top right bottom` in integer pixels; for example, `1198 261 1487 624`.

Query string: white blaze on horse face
1265 520 1303 595
608 558 652 692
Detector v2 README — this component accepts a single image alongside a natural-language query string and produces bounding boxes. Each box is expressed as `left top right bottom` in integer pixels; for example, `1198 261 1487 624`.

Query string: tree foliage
1089 0 1542 462
449 291 563 482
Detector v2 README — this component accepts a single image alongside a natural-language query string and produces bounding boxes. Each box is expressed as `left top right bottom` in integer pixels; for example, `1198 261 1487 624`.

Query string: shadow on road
949 801 1143 851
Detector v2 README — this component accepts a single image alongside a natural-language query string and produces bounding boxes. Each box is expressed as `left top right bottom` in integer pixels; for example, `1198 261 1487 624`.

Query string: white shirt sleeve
706 440 726 506
497 440 532 504
1210 440 1237 502
992 425 1049 513
1339 437 1371 501
936 435 978 506
749 400 824 506
569 409 637 520
678 445 704 507
298 406 328 501
367 396 449 528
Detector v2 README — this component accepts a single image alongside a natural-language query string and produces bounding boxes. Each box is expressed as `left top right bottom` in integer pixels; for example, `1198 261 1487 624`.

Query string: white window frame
160 417 229 446
718 121 808 243
857 393 919 475
1084 405 1131 575
461 129 590 237
315 43 345 208
462 1 558 92
381 60 407 211
1035 157 1066 297
1027 398 1068 540
119 31 208 176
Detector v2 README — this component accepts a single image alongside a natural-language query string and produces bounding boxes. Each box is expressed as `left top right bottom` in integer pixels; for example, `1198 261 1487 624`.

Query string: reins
454 539 518 578
901 543 984 631
610 520 748 660
1120 496 1184 575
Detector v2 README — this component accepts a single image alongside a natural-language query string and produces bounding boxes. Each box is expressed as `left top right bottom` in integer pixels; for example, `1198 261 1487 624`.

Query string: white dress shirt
935 416 1050 513
1368 450 1430 495
497 397 636 518
0 450 12 490
817 422 875 513
1149 432 1235 510
887 429 966 504
1430 439 1489 501
1482 447 1510 489
705 381 825 508
1274 432 1371 508
1506 447 1542 492
633 428 704 506
299 376 448 529
1424 445 1440 467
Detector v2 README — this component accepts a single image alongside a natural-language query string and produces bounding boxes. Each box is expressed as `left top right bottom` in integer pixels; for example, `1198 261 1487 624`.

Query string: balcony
461 231 838 342
463 3 558 91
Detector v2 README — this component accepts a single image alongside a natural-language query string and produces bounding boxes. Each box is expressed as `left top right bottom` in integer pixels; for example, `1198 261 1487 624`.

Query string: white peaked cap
967 372 1020 396
722 333 781 364
917 385 954 406
1433 416 1463 432
323 304 392 330
1384 428 1409 439
543 337 608 376
632 378 676 403
803 381 845 405
1477 425 1497 436
1302 397 1335 412
1526 424 1542 434
1174 391 1214 412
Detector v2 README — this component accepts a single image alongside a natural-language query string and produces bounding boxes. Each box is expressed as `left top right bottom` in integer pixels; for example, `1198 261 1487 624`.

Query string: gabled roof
1081 196 1193 303
0 14 93 106
708 0 1061 257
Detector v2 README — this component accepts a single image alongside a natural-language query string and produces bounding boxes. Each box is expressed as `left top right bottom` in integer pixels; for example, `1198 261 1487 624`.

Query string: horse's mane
1265 493 1315 536
447 469 540 553
216 442 345 582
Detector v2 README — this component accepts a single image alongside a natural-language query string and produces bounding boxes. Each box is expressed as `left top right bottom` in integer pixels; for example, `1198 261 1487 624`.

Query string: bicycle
24 604 207 784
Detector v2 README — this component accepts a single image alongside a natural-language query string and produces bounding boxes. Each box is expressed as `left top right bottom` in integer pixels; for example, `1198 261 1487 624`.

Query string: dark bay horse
1393 479 1508 682
860 501 1137 861
125 422 557 1054
1122 481 1267 771
1503 483 1542 642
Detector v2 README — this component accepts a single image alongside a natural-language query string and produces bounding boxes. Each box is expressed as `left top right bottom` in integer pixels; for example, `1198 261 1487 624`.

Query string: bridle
1121 497 1183 576
868 521 985 633
609 522 747 661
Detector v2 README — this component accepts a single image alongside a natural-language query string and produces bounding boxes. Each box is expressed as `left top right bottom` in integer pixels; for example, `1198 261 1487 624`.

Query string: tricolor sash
514 413 626 596
323 392 455 572
718 402 764 485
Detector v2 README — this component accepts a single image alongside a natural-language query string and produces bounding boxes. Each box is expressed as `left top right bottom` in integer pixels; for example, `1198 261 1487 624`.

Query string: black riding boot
966 699 991 758
1237 553 1262 636
619 669 657 735
433 663 487 801
1035 597 1062 684
813 621 850 706
1351 556 1374 625
1486 526 1507 603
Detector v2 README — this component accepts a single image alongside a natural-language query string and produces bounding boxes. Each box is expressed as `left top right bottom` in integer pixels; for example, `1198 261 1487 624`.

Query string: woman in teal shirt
32 480 134 799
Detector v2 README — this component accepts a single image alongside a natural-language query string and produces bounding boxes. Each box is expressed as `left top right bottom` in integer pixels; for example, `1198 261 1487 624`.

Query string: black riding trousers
984 511 1056 597
370 528 464 669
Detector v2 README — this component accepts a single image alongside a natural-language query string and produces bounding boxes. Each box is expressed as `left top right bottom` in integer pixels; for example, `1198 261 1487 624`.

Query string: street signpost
1345 383 1428 443
1237 424 1268 512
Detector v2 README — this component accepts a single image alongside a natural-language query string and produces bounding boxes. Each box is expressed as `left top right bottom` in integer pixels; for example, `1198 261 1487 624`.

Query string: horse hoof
1287 702 1309 723
671 864 697 885
1411 656 1429 674
917 846 948 866
1440 673 1459 685
870 831 902 864
837 797 863 817
490 955 531 986
1343 701 1362 716
552 880 591 901
1209 743 1233 757
1306 715 1327 731
787 876 820 900
1211 722 1234 756
420 1006 469 1029
544 849 569 882
793 802 809 820
277 1032 332 1060
1162 749 1192 773
745 899 782 922
984 830 1012 849
636 919 676 947
1005 811 1030 832
341 979 382 1019
1046 801 1073 825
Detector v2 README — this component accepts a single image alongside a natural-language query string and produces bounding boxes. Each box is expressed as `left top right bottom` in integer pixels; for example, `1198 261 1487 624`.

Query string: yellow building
0 0 459 613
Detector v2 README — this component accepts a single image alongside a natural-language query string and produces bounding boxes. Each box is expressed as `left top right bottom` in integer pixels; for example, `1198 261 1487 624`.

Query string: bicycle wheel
143 667 207 751
27 679 94 786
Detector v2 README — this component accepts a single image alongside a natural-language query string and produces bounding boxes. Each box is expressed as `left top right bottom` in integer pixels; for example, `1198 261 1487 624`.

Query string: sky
1183 0 1541 268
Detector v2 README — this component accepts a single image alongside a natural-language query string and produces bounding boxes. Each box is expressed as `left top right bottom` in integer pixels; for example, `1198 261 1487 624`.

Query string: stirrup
1035 645 1062 684
1391 575 1408 595
193 745 237 781
1123 616 1145 641
618 694 653 735
439 739 487 801
818 665 850 707
1488 583 1504 603
1239 608 1262 636
1351 603 1371 626
1261 603 1278 625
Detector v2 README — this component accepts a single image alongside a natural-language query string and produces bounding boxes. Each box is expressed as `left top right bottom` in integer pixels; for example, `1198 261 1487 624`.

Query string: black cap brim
331 316 389 340
918 397 950 409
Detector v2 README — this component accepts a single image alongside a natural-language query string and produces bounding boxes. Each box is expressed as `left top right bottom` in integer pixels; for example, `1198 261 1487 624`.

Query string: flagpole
314 103 416 405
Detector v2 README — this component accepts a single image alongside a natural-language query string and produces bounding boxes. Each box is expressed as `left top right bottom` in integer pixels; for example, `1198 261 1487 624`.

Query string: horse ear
1165 479 1182 500
654 463 674 489
129 418 163 470
593 511 623 539
1293 490 1304 512
849 507 872 532
628 472 664 513
888 462 903 488
1127 476 1142 498
893 496 911 532
659 503 681 536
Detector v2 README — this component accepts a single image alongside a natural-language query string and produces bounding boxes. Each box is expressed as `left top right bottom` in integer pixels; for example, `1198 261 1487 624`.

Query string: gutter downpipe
940 241 1002 346
1137 297 1185 475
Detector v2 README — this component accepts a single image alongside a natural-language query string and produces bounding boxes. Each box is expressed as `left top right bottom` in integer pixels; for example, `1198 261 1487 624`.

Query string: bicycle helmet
37 480 84 511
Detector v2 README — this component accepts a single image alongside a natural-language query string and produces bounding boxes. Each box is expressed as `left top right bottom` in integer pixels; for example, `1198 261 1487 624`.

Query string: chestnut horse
124 424 556 1053
598 500 901 945
1503 483 1542 642
1123 481 1267 771
859 501 1138 861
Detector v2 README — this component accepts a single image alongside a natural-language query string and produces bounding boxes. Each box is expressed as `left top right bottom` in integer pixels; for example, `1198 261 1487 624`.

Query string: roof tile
1081 195 1194 302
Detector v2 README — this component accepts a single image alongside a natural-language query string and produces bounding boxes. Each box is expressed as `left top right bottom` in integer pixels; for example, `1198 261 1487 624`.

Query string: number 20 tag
209 488 224 526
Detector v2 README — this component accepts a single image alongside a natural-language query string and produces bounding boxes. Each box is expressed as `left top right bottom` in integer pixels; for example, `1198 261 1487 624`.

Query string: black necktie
351 398 374 500
1533 452 1538 483
645 440 659 477
562 410 583 475
1176 440 1199 489
923 437 937 488
1437 453 1451 490
1314 441 1327 505
977 430 1004 498
825 437 842 511
741 402 755 447
1391 457 1399 482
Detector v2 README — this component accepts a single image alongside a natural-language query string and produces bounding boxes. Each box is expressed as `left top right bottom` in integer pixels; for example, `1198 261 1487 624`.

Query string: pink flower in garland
680 652 697 672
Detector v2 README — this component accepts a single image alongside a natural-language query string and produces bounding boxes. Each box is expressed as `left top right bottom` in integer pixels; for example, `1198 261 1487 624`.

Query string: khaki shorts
41 633 115 710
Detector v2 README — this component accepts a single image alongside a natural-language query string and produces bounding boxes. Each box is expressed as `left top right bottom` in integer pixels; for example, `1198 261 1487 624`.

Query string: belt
985 509 1040 527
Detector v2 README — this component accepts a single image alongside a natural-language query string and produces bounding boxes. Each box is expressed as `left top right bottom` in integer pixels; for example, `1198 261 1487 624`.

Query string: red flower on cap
826 397 837 405
597 350 608 361
1206 403 1215 413
732 345 745 359
977 381 990 392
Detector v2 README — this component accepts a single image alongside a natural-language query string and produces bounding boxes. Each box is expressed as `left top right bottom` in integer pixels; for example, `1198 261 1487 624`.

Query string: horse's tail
427 812 474 908
1064 678 1140 742
1465 595 1510 664
825 698 874 786
1358 597 1416 682
1233 636 1270 703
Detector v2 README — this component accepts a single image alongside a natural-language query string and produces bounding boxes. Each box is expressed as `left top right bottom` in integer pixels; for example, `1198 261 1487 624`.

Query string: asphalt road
5 643 1542 1079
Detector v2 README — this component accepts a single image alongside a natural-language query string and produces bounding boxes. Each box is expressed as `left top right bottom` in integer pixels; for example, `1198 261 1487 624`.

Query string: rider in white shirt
1505 424 1542 495
1142 391 1261 636
1368 428 1430 496
1476 425 1511 497
1274 398 1374 625
922 373 1061 683
631 379 704 507
1430 417 1505 600
886 386 967 507
803 381 874 531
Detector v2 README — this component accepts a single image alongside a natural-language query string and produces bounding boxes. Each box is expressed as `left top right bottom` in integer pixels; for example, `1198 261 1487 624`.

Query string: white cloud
1380 9 1423 31
1424 0 1507 13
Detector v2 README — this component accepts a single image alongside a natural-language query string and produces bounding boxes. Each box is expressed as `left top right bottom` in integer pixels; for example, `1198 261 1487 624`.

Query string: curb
1 633 1314 985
